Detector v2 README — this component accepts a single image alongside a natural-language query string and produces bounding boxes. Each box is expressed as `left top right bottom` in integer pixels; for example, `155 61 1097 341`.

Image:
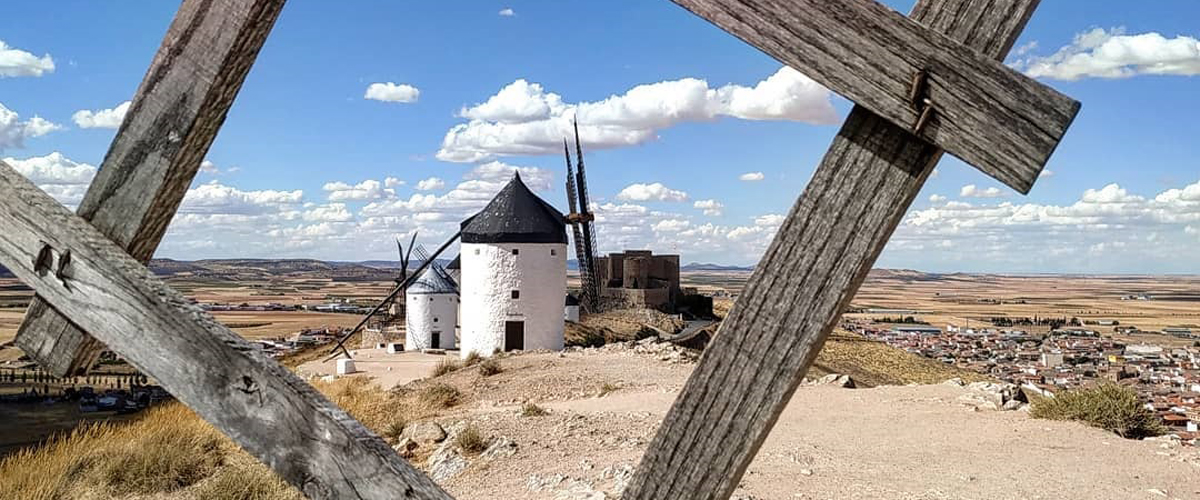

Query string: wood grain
0 160 451 499
669 0 1078 193
624 1 1048 499
16 0 286 377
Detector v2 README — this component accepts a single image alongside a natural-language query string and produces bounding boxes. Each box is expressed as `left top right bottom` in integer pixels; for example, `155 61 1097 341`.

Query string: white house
459 173 567 358
405 267 458 351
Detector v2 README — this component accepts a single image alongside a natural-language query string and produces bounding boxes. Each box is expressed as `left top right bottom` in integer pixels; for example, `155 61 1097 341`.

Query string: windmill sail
564 140 595 312
566 120 601 313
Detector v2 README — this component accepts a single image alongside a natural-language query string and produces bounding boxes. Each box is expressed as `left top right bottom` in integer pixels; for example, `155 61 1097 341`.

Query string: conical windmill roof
461 173 567 244
407 267 458 295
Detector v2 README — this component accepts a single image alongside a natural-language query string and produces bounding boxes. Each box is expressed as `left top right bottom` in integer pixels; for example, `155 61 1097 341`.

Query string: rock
403 421 447 444
392 437 418 458
481 436 518 460
964 381 1019 407
942 377 965 387
427 445 469 481
1002 399 1023 411
807 373 855 388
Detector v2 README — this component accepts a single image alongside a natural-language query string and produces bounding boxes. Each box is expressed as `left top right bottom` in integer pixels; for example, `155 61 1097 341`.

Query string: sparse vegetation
1030 383 1167 439
431 358 462 377
521 402 549 417
463 351 483 366
455 425 488 455
598 382 619 397
383 416 407 442
418 383 462 408
477 358 503 376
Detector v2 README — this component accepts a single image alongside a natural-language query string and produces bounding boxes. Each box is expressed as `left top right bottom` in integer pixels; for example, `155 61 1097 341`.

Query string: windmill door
431 332 441 348
504 321 524 351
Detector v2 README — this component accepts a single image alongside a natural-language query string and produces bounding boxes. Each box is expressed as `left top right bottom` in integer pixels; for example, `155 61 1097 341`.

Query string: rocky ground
383 340 1200 500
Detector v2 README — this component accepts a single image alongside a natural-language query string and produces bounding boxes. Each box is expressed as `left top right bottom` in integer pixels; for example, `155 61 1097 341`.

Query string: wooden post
624 1 1059 499
0 160 451 500
15 0 287 377
668 0 1078 193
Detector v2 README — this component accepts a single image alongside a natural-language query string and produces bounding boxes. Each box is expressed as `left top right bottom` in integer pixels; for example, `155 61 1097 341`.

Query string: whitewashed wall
405 292 458 351
460 241 566 358
565 304 580 322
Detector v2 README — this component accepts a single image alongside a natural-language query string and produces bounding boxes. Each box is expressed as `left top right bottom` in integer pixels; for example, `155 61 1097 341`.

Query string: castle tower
404 267 458 351
459 173 567 358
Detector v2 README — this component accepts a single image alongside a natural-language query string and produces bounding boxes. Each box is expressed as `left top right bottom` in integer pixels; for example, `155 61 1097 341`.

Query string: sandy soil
396 348 1199 500
298 350 450 388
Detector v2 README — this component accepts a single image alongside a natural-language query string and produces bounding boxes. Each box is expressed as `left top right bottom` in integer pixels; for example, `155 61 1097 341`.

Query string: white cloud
323 179 396 201
416 177 446 191
498 8 515 16
929 194 947 204
1017 28 1200 80
72 101 130 129
437 67 836 162
199 160 219 174
960 184 1006 198
739 172 765 182
652 219 690 232
364 82 420 103
693 199 724 216
4 152 97 205
0 40 54 78
181 181 303 214
303 203 353 222
1039 169 1054 179
0 102 61 150
360 162 553 228
384 176 405 188
616 182 688 202
754 214 784 227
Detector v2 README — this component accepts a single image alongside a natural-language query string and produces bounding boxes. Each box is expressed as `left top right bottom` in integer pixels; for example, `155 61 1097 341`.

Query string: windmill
361 233 417 347
564 120 601 313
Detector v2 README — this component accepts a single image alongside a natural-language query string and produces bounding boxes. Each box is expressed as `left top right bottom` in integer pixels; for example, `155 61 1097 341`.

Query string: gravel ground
399 343 1199 500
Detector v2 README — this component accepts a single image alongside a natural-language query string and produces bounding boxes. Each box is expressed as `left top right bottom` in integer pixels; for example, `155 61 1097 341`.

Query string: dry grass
463 350 483 366
455 425 488 455
383 416 407 442
431 358 462 378
1030 383 1167 439
0 377 404 500
418 383 462 409
520 402 549 417
807 330 993 387
477 358 502 376
598 382 619 397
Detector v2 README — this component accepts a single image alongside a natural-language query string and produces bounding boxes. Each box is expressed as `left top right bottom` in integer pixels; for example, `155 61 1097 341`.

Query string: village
844 318 1200 442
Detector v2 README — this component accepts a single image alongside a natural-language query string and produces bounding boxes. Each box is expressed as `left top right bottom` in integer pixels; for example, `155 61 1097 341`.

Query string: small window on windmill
474 248 480 255
433 317 439 323
550 248 557 256
512 248 519 255
511 290 520 299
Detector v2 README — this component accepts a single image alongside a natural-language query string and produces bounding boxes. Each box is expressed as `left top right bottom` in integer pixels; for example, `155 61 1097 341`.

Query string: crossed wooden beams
0 0 1078 499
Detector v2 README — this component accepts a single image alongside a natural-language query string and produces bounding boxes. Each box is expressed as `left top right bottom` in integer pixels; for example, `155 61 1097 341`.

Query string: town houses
843 319 1200 443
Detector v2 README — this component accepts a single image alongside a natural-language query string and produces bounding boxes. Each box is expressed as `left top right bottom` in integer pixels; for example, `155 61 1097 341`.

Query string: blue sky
1 1 1198 273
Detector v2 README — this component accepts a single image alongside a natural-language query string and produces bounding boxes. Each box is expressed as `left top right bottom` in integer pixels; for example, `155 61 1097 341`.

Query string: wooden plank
669 0 1079 193
16 0 286 377
624 1 1048 499
0 160 451 499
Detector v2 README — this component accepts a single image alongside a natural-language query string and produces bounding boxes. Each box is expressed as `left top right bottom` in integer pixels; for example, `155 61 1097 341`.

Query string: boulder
427 446 469 481
480 436 518 460
403 421 447 444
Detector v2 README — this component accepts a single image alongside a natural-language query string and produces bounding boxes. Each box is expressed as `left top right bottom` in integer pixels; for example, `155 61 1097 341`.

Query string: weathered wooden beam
670 0 1079 193
16 0 287 377
0 160 451 499
624 1 1051 499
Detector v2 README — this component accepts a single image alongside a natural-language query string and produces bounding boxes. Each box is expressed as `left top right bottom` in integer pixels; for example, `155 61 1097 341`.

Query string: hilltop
9 332 1196 500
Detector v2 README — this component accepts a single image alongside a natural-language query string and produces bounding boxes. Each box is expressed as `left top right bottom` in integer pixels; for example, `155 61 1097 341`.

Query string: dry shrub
463 351 483 366
419 383 462 408
431 359 462 377
477 358 502 377
383 416 407 442
1030 383 1167 439
520 403 549 417
455 425 487 455
598 382 619 397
